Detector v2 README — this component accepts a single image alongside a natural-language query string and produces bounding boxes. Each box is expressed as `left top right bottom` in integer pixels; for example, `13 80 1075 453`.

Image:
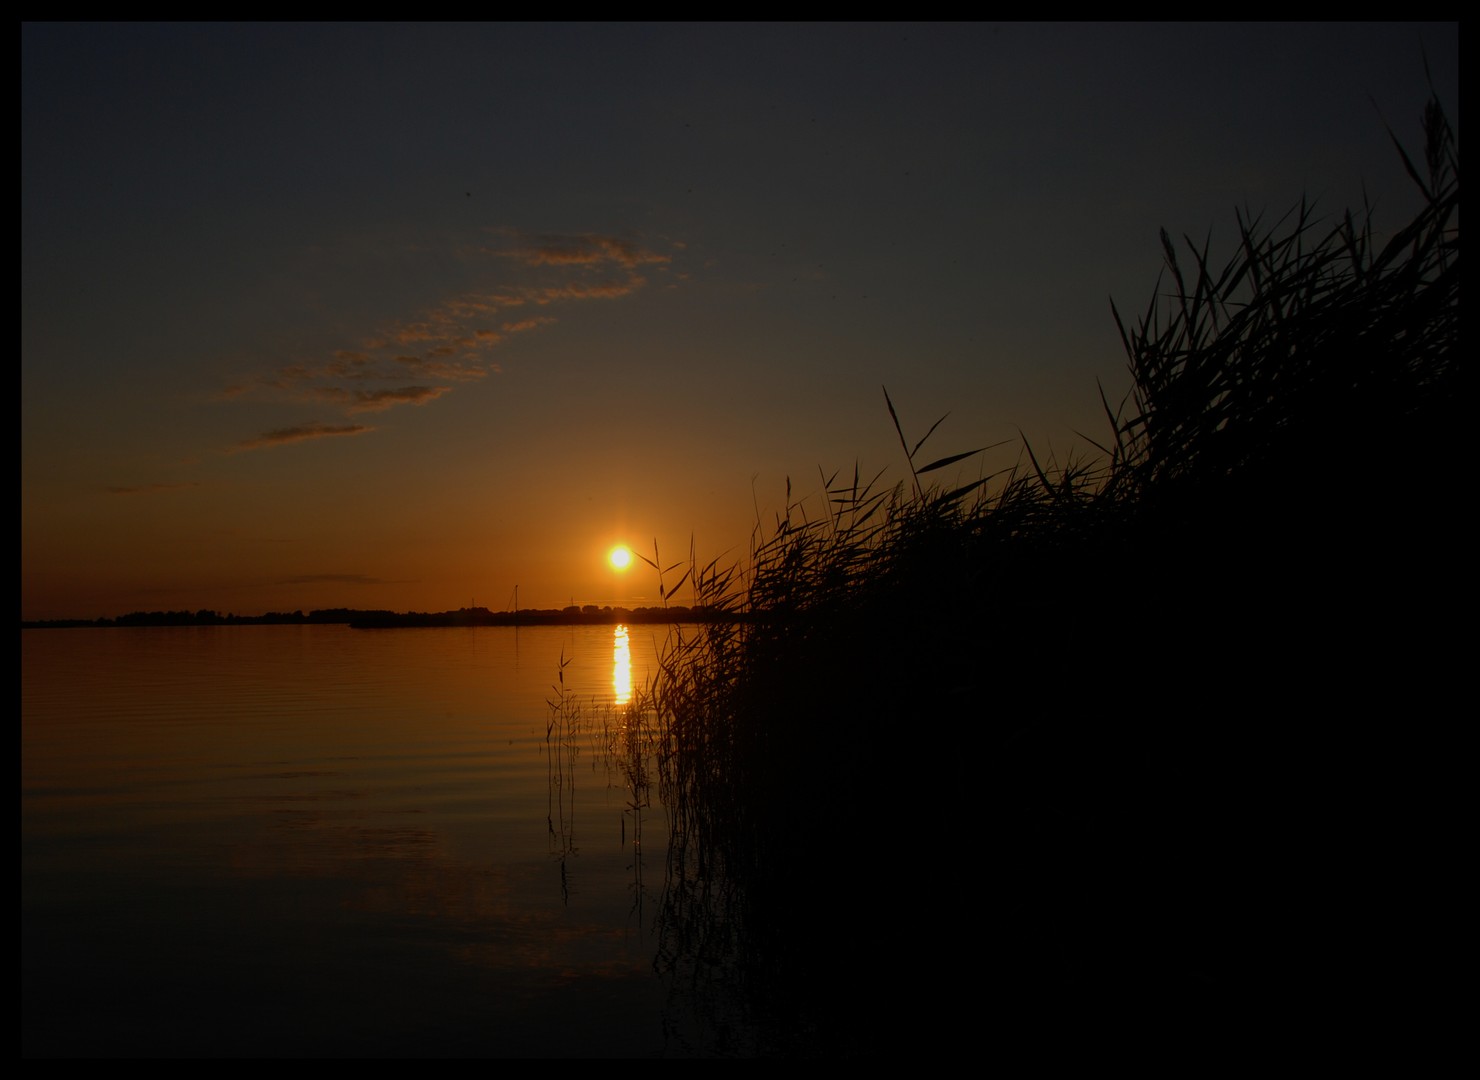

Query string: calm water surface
22 623 689 1058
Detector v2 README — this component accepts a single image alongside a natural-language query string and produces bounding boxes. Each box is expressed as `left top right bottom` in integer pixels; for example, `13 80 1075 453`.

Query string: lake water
21 623 707 1058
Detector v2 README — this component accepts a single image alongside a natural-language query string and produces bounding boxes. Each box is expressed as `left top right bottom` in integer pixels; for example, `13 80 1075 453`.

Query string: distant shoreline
21 605 743 630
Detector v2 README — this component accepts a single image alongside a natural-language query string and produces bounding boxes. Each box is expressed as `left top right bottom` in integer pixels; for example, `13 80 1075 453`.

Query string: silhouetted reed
543 651 582 905
642 94 1458 1056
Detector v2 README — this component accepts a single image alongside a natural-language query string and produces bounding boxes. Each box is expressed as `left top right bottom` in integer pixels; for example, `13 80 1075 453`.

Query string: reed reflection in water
22 623 677 1058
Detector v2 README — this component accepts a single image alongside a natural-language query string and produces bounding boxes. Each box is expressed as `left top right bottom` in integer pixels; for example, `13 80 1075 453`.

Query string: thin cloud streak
220 230 680 445
307 385 452 413
505 233 672 269
231 423 374 452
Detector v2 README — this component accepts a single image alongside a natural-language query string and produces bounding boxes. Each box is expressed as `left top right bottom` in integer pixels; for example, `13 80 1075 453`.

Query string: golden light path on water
613 624 632 706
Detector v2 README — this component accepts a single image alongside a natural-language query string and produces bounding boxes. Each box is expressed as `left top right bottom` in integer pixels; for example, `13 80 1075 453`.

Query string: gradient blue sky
21 22 1460 619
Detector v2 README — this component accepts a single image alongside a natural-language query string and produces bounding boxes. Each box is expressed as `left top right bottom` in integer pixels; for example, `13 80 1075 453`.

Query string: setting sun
608 545 633 571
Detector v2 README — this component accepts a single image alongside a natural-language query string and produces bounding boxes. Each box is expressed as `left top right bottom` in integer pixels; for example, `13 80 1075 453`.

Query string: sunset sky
21 22 1459 620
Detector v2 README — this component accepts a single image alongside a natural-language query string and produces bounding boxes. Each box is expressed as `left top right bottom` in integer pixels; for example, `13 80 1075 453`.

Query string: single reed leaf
882 385 922 498
1017 432 1055 496
910 413 951 460
1374 96 1433 202
939 477 989 505
916 448 986 475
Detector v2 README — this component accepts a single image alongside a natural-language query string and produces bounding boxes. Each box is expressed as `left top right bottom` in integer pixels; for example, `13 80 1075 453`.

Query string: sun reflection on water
613 624 632 706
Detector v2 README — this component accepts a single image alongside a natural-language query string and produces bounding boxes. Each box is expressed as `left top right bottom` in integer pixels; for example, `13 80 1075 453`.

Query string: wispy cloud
231 423 373 452
528 279 646 303
391 354 489 380
500 317 552 334
505 233 672 269
221 229 680 449
307 385 452 413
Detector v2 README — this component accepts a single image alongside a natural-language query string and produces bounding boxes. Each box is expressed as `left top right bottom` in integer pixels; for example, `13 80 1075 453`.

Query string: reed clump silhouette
645 95 1459 1057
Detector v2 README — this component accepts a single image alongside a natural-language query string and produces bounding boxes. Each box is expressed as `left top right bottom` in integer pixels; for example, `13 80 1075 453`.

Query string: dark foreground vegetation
636 97 1459 1057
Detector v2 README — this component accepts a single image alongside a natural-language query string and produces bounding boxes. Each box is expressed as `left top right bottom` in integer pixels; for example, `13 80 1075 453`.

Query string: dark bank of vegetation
21 608 384 629
636 96 1459 1056
21 604 736 630
348 604 737 628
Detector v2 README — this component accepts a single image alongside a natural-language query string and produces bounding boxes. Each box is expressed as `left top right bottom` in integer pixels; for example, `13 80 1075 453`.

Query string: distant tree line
20 608 383 629
22 605 742 630
348 605 741 628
